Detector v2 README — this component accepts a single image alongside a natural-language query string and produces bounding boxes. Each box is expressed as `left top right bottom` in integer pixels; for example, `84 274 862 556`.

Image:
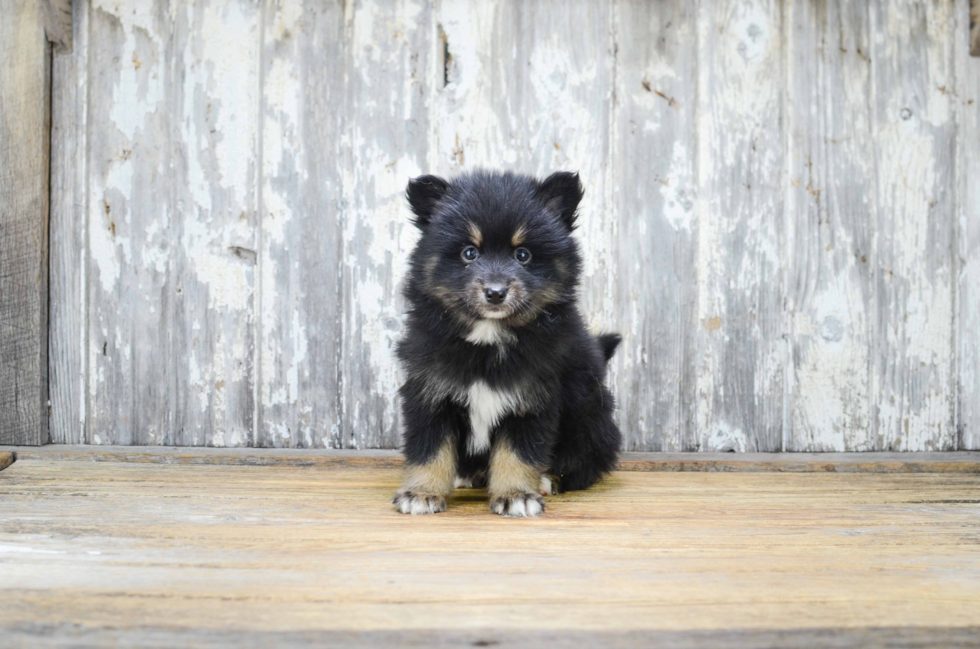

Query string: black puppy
393 170 622 517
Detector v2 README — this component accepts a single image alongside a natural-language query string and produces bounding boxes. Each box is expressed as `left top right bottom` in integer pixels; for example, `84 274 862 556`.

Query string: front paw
489 492 545 517
392 491 447 515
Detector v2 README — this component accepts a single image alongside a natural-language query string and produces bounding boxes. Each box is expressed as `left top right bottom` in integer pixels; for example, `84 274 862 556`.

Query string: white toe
525 498 542 516
508 499 527 517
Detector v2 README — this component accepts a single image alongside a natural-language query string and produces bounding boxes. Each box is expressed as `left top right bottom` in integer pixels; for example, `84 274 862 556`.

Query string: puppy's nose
483 286 508 305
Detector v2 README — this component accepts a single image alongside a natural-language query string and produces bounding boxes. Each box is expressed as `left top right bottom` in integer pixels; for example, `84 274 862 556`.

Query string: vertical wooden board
972 0 980 57
258 1 346 448
610 1 698 451
170 1 259 446
957 0 980 448
433 0 615 332
871 0 956 451
695 0 786 451
86 0 174 444
340 0 434 449
49 0 89 444
784 0 875 451
0 0 49 446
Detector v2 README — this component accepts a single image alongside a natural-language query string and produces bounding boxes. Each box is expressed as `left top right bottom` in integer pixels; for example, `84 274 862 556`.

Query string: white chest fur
466 381 520 455
465 320 514 346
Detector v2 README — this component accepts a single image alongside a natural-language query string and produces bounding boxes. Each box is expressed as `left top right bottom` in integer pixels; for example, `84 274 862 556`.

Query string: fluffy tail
597 333 622 363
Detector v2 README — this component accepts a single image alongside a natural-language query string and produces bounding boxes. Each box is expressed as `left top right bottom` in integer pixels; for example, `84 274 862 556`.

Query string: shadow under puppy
393 170 622 517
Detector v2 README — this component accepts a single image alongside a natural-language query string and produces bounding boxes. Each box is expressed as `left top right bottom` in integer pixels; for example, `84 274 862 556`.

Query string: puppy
392 170 622 517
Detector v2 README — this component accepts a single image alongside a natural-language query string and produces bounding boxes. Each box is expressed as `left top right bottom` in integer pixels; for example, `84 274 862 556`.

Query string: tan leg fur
487 438 546 517
392 438 456 515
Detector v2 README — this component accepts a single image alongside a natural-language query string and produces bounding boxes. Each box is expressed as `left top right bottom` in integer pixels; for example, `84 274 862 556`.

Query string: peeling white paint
661 141 695 233
55 0 971 453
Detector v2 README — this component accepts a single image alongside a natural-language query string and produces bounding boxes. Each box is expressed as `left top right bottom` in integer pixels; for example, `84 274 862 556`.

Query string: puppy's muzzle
483 285 508 305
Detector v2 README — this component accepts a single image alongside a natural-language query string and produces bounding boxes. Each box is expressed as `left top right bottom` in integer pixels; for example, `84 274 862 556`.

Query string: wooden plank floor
2 457 980 647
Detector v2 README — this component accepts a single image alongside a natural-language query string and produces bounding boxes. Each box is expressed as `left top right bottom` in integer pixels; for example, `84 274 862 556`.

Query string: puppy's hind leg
551 381 621 493
454 469 488 489
538 473 560 496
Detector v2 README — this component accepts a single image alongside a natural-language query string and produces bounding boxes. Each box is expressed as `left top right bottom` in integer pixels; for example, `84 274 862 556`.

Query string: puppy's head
405 170 584 325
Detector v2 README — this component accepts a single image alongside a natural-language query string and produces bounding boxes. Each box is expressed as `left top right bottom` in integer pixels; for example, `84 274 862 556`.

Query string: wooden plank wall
960 0 980 449
47 0 980 451
0 0 64 445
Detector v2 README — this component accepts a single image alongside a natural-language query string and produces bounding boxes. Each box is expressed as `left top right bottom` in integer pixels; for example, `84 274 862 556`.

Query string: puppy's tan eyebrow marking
511 224 528 247
467 221 482 247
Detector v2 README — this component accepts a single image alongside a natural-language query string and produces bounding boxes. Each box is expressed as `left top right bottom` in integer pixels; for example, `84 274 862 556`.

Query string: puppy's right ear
406 175 449 229
537 171 584 230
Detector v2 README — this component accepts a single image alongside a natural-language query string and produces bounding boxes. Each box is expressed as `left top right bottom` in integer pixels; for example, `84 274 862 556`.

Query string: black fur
396 170 622 497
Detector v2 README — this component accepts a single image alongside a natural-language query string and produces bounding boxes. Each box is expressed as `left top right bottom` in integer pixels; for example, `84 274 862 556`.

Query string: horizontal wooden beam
5 626 980 648
4 445 980 473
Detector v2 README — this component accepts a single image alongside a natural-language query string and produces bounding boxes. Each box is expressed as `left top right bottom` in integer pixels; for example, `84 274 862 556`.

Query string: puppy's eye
514 247 532 265
461 246 480 263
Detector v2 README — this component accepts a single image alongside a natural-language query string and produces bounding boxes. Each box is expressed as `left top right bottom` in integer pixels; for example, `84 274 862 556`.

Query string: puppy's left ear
406 175 450 229
537 171 584 230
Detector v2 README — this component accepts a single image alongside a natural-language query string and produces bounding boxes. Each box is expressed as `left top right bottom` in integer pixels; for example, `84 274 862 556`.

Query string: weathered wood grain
170 1 260 446
784 0 874 451
256 0 347 449
0 0 50 446
49 0 89 445
5 444 980 473
84 0 174 444
42 0 72 51
3 461 980 638
42 0 980 451
971 0 980 57
611 0 698 451
695 0 786 451
337 0 436 449
78 0 262 446
5 625 980 649
959 0 980 449
871 0 957 451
